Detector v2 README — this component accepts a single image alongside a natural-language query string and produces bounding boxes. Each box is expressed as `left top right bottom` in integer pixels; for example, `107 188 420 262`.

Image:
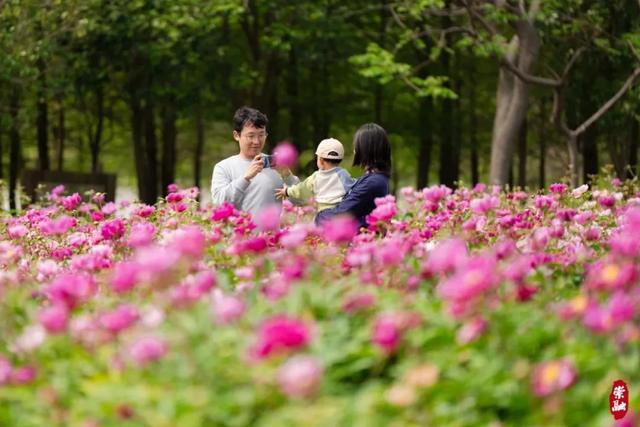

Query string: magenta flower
10 365 36 385
437 256 498 312
372 315 401 354
100 219 125 240
273 142 298 168
39 304 69 334
0 357 11 385
127 222 156 247
7 224 28 239
99 304 139 334
422 238 468 275
171 226 206 259
322 215 359 243
549 183 567 194
44 273 97 309
277 355 323 399
61 193 82 211
135 205 155 218
129 336 168 365
255 204 281 232
211 202 237 221
531 359 577 397
110 262 140 293
250 316 311 360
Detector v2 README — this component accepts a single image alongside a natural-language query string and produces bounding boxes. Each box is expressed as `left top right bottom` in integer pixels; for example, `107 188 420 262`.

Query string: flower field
1 178 639 427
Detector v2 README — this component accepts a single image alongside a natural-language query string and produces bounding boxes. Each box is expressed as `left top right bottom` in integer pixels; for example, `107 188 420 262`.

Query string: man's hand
243 155 264 181
274 187 287 200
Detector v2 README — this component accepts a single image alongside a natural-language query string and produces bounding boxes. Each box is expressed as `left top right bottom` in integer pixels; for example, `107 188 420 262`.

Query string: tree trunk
439 47 456 187
567 134 579 186
489 20 540 185
629 117 639 179
582 126 598 183
469 72 479 185
130 95 150 204
287 45 303 150
416 97 432 189
538 99 546 189
37 58 50 171
90 86 104 174
143 100 158 202
452 66 462 185
55 101 65 171
161 101 177 197
518 118 527 188
9 89 21 212
194 107 205 195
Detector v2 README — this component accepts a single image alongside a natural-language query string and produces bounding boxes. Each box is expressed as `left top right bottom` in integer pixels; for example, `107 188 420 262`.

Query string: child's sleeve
285 172 316 201
338 169 357 192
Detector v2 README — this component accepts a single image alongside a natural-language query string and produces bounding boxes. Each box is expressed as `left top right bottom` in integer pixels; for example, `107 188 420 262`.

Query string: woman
315 123 391 229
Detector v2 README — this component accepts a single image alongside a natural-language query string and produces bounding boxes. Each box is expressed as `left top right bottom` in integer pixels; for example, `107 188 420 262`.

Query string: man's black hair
352 123 391 174
233 106 268 133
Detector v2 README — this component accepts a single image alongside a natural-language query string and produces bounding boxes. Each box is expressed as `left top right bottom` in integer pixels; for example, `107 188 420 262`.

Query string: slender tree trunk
37 58 50 171
9 89 20 212
90 86 104 173
130 95 149 204
452 66 462 185
439 45 456 187
582 126 598 183
55 101 65 171
468 71 479 185
374 0 387 124
538 100 546 189
194 107 205 195
287 45 303 150
489 20 540 185
143 100 158 202
161 101 177 197
629 117 639 179
518 118 527 188
417 97 432 189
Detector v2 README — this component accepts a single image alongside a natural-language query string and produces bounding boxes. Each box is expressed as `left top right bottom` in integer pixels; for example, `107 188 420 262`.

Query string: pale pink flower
277 355 323 399
531 359 577 397
422 238 467 275
0 357 11 385
129 336 168 365
211 289 246 324
7 224 28 239
171 226 206 259
456 317 487 344
255 204 281 232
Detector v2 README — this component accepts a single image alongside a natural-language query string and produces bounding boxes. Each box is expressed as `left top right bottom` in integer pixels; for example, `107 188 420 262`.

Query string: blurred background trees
1 0 639 206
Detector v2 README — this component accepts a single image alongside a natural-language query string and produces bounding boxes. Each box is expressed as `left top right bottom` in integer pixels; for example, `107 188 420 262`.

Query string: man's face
233 123 267 159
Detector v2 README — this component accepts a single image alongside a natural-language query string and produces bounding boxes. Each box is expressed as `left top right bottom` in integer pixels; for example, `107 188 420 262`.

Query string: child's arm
277 173 316 201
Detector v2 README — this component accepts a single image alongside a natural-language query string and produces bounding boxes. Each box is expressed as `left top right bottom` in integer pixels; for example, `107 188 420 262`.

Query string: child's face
316 156 323 170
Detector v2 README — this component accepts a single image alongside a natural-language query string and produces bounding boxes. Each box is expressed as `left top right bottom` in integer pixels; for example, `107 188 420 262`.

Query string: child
275 138 355 211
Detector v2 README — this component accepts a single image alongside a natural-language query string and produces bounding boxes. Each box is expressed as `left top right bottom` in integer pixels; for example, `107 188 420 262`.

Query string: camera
262 154 274 168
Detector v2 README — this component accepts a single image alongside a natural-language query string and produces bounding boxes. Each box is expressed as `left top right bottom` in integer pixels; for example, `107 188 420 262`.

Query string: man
211 106 299 216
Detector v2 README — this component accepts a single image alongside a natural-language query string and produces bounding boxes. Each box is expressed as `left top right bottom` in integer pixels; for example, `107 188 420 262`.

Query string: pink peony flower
277 355 323 399
273 142 298 168
110 262 140 293
211 202 237 221
61 193 82 211
171 226 206 259
100 219 125 240
456 317 487 344
372 315 401 354
549 183 567 194
422 238 468 275
531 359 577 397
10 365 36 385
44 273 97 309
0 357 11 385
322 215 359 243
135 205 155 218
255 204 281 232
7 224 28 239
99 305 139 334
211 289 246 324
250 316 311 360
129 336 168 365
39 304 69 334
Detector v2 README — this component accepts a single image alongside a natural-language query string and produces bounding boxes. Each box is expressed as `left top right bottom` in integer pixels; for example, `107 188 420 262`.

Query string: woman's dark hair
352 123 391 174
233 106 268 133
